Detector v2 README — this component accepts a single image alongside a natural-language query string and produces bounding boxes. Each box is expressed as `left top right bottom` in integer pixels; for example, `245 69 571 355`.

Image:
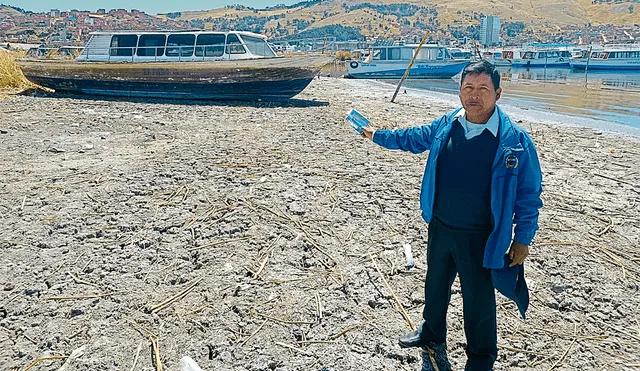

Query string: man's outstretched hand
361 126 374 140
508 241 529 267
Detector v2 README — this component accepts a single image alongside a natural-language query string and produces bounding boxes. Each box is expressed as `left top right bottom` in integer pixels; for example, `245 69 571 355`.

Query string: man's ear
496 87 502 101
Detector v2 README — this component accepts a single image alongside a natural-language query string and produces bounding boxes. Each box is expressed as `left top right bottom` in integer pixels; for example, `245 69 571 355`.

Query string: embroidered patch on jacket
505 154 519 169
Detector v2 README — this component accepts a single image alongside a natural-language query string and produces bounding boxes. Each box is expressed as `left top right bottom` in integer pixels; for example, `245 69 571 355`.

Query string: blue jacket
373 105 543 269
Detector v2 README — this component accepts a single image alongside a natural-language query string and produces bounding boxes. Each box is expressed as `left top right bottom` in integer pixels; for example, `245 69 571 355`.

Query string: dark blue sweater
432 120 499 231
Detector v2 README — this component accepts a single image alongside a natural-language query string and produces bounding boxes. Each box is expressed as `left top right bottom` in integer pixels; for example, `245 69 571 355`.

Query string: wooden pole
391 31 430 103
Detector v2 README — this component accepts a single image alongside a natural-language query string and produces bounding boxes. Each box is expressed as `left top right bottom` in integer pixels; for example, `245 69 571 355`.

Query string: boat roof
88 30 268 40
373 44 443 48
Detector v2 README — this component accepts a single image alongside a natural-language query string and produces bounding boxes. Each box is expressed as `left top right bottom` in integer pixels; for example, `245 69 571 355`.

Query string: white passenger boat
570 45 640 70
18 30 333 101
510 48 572 67
346 45 469 79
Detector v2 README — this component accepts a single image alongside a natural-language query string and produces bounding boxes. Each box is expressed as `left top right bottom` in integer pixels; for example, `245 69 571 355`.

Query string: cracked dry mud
0 77 639 371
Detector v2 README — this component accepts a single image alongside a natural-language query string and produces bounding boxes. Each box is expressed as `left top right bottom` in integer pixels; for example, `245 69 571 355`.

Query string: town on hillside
1 1 638 50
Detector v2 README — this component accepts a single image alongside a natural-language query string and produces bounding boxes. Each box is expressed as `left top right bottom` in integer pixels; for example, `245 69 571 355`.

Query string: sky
5 1 299 14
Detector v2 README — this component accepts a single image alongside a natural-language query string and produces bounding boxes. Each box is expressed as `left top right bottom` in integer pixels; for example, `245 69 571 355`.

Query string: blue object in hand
345 109 370 134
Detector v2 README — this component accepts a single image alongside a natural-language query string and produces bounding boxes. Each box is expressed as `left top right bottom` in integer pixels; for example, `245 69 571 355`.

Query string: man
360 60 543 371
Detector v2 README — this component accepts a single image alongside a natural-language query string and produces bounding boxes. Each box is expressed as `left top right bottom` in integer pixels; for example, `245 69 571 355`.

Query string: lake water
385 67 640 135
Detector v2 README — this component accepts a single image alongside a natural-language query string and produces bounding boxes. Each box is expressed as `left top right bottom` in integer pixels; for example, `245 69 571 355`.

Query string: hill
170 0 638 43
0 4 24 17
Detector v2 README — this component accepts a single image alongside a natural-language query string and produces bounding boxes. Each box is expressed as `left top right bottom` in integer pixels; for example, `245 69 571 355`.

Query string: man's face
459 73 502 122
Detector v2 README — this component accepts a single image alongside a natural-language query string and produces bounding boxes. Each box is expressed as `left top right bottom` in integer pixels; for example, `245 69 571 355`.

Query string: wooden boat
18 30 334 101
346 45 469 79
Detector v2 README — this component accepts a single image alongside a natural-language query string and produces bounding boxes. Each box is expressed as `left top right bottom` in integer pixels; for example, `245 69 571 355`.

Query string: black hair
460 60 500 90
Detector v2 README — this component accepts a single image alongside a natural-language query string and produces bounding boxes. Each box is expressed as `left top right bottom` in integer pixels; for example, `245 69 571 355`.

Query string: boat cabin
366 45 454 62
519 50 572 60
76 30 277 62
589 50 640 60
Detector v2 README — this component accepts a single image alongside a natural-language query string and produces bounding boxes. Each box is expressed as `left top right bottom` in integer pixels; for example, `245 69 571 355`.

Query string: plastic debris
404 243 414 269
180 356 205 371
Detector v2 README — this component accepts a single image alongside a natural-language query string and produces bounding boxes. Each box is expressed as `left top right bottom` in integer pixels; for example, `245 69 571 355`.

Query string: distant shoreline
361 78 640 138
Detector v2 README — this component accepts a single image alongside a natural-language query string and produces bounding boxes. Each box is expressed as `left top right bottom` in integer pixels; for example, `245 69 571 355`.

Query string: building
480 16 500 46
50 9 60 18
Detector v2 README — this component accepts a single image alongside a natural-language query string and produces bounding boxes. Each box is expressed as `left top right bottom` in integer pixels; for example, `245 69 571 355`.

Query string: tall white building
480 16 501 46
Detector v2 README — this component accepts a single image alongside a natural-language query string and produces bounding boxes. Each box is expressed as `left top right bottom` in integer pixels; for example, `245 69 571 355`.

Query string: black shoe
398 329 423 348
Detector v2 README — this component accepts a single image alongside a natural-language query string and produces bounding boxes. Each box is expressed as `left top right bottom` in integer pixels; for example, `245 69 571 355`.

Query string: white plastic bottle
403 243 414 269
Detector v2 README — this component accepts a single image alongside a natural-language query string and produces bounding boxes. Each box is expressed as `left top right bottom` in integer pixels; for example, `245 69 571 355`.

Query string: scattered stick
296 340 337 345
369 253 416 331
595 215 614 236
329 320 375 340
187 237 251 252
254 254 270 279
182 204 236 229
547 338 577 371
45 291 122 301
240 319 268 347
67 271 98 288
23 355 67 371
498 344 548 357
592 173 638 188
20 195 26 210
148 276 204 313
150 336 163 371
255 312 316 325
315 292 323 320
126 319 158 339
252 236 280 278
599 320 640 342
130 340 143 371
275 342 313 356
179 304 211 317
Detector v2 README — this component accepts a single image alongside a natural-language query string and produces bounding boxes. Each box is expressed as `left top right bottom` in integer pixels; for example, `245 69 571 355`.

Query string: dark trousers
420 217 498 370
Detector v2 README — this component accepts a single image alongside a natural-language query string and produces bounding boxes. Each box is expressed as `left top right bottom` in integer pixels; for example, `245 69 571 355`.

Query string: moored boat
570 45 640 70
510 48 572 67
346 45 469 79
17 30 334 101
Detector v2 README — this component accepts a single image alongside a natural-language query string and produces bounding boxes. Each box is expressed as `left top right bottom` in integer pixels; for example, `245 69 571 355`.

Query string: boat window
591 52 606 59
241 35 276 57
436 48 445 60
137 34 166 57
195 34 225 57
387 48 401 60
416 48 437 60
225 34 246 54
372 48 387 61
521 51 534 59
401 48 413 60
167 34 195 57
110 34 138 56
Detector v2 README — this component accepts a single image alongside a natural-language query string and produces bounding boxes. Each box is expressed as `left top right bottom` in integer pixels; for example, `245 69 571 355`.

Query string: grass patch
0 50 34 89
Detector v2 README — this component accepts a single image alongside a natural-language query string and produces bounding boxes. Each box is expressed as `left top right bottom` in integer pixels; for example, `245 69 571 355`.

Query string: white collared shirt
455 108 499 140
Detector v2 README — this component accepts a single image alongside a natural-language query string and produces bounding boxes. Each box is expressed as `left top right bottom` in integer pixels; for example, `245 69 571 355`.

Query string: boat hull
17 55 334 100
570 60 640 70
510 59 570 67
346 60 468 79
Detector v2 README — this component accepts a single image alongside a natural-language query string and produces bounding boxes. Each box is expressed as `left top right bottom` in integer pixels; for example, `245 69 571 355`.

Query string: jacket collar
442 106 522 149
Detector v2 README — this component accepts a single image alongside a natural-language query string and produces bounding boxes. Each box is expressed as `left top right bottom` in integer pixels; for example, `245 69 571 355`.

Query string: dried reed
0 50 33 89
